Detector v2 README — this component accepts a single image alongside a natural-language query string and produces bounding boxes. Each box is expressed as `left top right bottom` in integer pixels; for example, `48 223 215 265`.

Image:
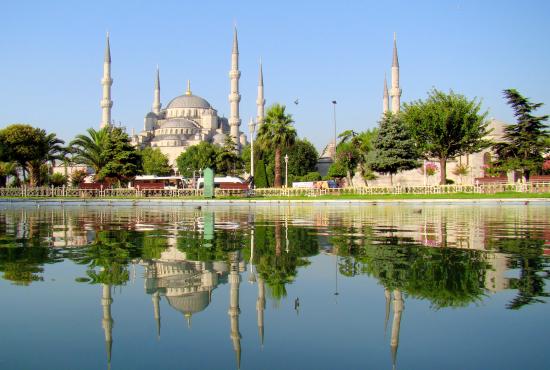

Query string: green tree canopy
403 89 491 184
70 127 111 175
140 147 171 176
96 127 142 182
287 138 319 177
0 124 66 186
216 136 243 176
494 89 549 180
368 112 420 184
257 104 297 187
176 142 219 177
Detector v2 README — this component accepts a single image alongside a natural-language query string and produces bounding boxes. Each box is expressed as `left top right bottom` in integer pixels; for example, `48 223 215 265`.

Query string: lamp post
331 100 337 157
248 118 256 187
284 154 289 188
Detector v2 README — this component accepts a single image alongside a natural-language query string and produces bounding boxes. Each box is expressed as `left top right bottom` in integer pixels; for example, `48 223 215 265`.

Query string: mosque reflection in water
0 205 549 369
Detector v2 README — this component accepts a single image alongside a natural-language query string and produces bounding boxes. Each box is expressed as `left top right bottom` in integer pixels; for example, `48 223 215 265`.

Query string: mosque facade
98 29 266 166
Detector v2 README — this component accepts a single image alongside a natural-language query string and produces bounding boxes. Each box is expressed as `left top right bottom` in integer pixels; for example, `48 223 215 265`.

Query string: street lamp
284 153 289 188
332 100 337 158
248 118 256 188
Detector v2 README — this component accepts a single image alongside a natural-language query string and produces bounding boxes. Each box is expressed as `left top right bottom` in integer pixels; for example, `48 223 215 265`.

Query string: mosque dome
145 112 158 119
162 118 198 129
167 94 211 109
166 291 210 315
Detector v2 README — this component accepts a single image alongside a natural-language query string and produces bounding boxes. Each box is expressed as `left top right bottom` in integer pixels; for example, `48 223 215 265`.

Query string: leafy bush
49 173 67 187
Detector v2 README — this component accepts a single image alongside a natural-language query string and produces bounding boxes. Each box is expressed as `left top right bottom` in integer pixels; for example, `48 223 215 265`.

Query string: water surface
0 204 549 370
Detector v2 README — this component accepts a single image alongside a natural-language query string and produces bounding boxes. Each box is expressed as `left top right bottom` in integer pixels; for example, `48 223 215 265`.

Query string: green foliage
49 173 67 187
176 142 219 177
254 159 269 188
327 160 347 178
97 127 142 182
71 169 88 186
368 112 420 183
0 162 17 187
257 104 297 187
494 89 550 179
403 89 491 185
216 136 243 175
287 139 318 177
331 128 378 183
140 147 171 176
70 127 110 174
0 124 66 186
71 127 141 183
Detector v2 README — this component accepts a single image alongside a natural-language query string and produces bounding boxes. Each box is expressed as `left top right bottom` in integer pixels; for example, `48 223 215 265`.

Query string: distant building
97 29 266 166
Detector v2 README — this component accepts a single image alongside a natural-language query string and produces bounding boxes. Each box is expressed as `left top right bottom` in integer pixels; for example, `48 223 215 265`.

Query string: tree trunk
390 173 393 186
275 221 282 257
439 157 447 185
346 170 352 187
274 148 282 188
28 164 40 187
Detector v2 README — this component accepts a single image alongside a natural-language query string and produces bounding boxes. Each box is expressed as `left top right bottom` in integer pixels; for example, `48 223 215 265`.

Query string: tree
141 147 171 176
368 112 420 185
0 162 17 187
330 129 377 184
0 124 65 186
97 127 142 183
216 136 243 175
287 138 319 177
254 159 269 188
49 173 67 187
257 104 297 187
494 89 549 181
403 89 491 185
176 142 219 177
70 127 110 175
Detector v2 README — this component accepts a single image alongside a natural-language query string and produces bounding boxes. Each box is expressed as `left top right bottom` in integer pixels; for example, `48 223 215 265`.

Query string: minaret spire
152 291 161 340
186 80 192 96
152 66 161 115
229 26 242 152
256 59 265 128
390 33 401 113
383 73 389 114
100 32 113 128
228 251 242 369
101 284 114 370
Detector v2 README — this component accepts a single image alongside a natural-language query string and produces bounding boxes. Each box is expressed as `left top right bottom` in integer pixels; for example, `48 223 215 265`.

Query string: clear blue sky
0 0 548 151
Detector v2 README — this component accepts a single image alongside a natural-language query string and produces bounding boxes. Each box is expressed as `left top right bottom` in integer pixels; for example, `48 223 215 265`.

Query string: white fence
0 183 549 199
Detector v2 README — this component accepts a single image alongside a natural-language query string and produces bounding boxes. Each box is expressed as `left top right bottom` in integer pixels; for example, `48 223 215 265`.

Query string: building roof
166 94 211 109
166 291 210 315
161 118 198 129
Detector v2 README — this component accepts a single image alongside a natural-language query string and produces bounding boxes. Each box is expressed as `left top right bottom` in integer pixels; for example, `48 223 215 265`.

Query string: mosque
98 29 266 165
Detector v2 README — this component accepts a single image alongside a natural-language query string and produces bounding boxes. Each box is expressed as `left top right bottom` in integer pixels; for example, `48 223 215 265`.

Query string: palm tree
257 104 297 187
0 161 17 187
70 128 110 177
27 132 66 187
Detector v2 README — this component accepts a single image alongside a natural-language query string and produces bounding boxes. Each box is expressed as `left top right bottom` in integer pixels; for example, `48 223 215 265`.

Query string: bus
195 176 247 189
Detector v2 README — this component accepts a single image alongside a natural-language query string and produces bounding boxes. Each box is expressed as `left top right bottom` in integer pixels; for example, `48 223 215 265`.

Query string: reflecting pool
0 203 549 370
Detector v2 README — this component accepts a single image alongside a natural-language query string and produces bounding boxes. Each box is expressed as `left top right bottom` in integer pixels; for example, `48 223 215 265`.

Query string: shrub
71 170 88 187
49 173 67 187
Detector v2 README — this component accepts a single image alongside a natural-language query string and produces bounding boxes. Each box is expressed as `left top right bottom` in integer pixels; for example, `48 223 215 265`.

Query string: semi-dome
167 94 211 109
212 132 228 144
162 118 198 129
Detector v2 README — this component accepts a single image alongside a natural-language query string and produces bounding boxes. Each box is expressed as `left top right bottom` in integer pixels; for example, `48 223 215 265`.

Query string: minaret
256 277 266 348
390 33 401 113
383 74 389 114
384 288 391 336
390 289 404 370
256 60 265 128
100 33 113 129
228 251 242 369
101 284 114 370
152 66 161 115
152 291 161 339
229 27 242 151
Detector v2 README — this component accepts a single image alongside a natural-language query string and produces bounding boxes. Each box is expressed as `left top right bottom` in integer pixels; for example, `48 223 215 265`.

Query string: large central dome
166 94 211 109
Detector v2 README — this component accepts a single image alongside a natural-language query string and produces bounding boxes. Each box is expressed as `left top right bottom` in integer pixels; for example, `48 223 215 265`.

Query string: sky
0 0 549 152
